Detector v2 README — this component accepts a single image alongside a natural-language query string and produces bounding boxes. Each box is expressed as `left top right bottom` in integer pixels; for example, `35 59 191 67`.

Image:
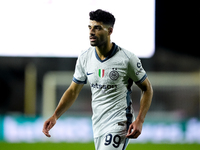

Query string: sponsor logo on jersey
109 68 119 81
136 68 144 75
90 83 117 91
137 62 142 68
136 62 143 75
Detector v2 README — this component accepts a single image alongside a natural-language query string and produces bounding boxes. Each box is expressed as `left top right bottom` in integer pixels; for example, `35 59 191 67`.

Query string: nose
89 27 95 35
90 32 95 37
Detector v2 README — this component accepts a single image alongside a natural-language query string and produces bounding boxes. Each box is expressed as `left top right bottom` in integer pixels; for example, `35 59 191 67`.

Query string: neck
95 41 113 60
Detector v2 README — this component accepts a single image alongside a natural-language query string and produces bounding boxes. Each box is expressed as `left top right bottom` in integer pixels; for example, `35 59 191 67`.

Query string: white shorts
94 104 134 150
94 131 129 150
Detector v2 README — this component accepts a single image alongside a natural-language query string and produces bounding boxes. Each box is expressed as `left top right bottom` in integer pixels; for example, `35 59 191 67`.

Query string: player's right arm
42 81 84 137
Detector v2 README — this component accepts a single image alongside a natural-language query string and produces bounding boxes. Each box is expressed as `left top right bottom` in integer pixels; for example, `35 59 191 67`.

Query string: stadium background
0 0 200 149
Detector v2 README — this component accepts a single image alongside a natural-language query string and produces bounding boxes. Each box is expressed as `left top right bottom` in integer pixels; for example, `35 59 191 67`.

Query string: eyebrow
88 25 102 28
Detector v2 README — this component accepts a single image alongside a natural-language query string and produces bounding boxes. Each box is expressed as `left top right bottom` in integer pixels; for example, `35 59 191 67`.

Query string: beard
89 34 107 47
89 35 99 46
89 37 106 47
90 41 98 46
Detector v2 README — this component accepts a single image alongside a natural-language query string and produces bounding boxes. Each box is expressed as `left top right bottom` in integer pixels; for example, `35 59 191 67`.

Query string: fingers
43 130 51 137
126 128 141 138
131 130 141 138
42 121 54 137
126 123 141 139
127 124 132 135
42 116 57 138
42 121 50 137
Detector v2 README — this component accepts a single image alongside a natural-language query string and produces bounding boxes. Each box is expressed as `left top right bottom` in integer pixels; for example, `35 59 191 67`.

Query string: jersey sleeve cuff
73 76 87 84
135 74 147 84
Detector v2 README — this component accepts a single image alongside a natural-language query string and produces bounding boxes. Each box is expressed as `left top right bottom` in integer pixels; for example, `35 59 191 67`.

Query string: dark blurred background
0 1 199 120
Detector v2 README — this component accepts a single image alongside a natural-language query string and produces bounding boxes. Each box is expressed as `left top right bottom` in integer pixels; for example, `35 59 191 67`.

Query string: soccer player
43 9 153 150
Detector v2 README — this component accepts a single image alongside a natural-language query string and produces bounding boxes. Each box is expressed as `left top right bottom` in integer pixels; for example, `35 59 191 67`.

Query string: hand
126 119 143 139
42 116 57 137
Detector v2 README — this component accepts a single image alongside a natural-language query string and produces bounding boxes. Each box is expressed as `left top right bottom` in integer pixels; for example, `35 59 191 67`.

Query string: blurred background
0 0 200 144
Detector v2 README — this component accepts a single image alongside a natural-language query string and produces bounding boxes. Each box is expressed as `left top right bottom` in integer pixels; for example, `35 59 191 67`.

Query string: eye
95 26 101 30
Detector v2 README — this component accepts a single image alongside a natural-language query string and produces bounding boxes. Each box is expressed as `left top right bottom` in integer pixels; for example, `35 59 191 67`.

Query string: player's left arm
126 77 153 138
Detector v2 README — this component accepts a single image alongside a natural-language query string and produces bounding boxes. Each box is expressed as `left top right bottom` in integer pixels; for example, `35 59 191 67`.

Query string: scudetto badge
109 68 119 80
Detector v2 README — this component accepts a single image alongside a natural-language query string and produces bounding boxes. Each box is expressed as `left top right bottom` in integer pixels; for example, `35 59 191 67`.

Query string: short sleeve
73 56 87 84
127 54 147 84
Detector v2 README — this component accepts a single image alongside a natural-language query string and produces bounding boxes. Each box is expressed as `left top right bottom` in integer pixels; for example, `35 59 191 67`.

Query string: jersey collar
95 43 118 62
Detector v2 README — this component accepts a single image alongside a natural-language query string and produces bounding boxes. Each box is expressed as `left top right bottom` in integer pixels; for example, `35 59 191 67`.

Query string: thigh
94 132 129 150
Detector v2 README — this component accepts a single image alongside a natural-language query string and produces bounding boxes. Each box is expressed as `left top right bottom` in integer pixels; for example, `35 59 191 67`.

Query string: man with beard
43 9 153 150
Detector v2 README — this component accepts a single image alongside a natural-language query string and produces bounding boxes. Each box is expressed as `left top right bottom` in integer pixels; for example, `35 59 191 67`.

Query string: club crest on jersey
98 69 105 78
109 68 119 81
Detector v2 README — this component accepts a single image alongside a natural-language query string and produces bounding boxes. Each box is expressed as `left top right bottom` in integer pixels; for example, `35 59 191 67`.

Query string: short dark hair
89 9 115 27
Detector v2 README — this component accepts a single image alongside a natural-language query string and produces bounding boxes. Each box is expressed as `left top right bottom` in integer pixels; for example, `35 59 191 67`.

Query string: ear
108 27 113 35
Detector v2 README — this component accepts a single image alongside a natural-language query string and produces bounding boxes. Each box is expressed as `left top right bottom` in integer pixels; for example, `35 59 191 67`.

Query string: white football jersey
73 43 147 138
